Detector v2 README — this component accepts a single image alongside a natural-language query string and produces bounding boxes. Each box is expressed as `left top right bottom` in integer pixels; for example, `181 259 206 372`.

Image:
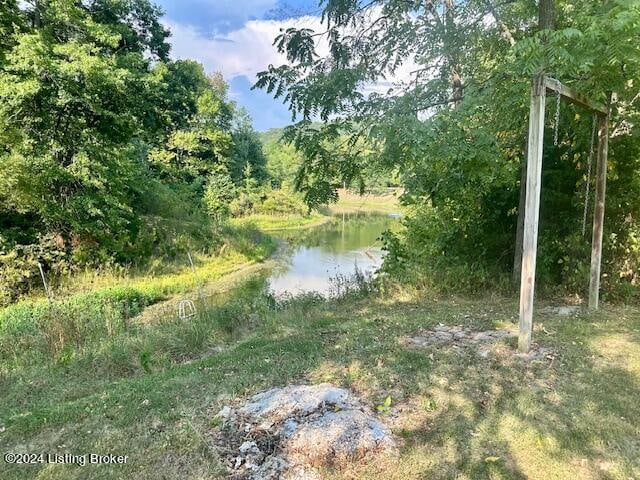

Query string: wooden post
37 262 52 305
518 75 546 353
589 114 609 309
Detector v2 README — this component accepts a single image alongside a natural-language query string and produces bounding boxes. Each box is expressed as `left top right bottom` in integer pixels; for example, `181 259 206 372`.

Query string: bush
0 234 72 306
203 173 236 222
0 286 161 369
229 187 308 218
253 189 308 216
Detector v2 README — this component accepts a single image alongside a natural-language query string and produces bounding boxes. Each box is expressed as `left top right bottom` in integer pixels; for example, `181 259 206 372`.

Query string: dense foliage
257 0 640 300
0 0 270 305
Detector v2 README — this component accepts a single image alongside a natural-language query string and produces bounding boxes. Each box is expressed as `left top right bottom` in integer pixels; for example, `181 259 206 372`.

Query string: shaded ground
1 282 639 479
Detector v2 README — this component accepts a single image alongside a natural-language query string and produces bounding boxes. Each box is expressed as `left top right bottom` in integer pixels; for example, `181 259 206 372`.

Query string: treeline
0 1 274 304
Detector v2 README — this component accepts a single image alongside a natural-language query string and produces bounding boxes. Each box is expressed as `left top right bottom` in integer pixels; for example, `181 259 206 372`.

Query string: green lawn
230 212 329 231
1 278 638 479
328 189 402 214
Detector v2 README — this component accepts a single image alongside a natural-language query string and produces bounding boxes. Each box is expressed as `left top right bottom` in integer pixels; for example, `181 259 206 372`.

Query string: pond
267 212 399 298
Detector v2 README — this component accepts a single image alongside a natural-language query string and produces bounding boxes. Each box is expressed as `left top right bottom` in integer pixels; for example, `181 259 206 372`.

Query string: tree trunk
33 0 44 29
538 0 556 30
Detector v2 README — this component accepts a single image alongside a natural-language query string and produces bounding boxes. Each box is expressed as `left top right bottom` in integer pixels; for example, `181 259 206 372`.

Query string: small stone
240 441 260 454
479 349 490 358
473 332 492 341
216 405 232 419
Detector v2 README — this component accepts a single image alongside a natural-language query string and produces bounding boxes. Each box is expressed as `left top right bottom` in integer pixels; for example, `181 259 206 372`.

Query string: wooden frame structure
518 74 609 353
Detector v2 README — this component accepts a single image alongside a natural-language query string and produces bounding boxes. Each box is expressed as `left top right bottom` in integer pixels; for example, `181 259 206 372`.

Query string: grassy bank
0 278 638 479
230 212 329 231
229 189 401 233
0 225 276 370
328 188 402 214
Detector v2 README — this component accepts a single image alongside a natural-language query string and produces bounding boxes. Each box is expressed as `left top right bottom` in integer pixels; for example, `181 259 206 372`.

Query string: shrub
0 286 161 369
0 234 72 306
203 173 236 222
253 189 308 216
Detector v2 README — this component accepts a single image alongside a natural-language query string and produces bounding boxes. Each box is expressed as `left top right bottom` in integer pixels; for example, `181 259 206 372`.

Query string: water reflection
267 213 398 297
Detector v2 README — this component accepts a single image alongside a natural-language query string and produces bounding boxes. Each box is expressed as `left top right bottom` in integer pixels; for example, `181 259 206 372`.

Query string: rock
434 331 453 341
472 332 492 342
215 384 396 479
405 336 432 347
540 305 580 316
239 384 359 427
283 409 395 467
404 327 516 351
240 441 260 454
215 405 232 419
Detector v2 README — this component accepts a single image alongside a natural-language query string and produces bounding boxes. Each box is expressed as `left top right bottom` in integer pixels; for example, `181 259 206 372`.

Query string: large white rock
216 383 396 479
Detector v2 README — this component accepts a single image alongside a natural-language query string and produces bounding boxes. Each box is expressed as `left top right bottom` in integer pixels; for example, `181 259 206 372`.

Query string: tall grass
0 226 276 371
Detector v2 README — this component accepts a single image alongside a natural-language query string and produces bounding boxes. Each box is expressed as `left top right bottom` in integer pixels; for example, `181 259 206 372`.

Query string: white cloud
165 15 325 81
164 11 419 97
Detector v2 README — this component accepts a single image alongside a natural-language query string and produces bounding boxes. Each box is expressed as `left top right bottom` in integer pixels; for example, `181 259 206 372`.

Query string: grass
328 188 402 214
230 212 329 231
0 225 276 370
230 188 402 232
1 198 637 478
1 278 638 479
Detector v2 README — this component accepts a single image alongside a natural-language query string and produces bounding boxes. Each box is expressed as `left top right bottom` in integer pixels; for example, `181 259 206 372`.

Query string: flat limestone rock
403 325 516 350
239 384 359 427
215 384 396 479
539 305 581 316
284 409 395 467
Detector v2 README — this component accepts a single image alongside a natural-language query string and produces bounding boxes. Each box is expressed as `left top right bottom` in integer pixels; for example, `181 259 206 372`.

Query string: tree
203 172 236 222
0 0 22 64
148 72 234 185
257 0 640 295
261 127 304 188
229 108 268 184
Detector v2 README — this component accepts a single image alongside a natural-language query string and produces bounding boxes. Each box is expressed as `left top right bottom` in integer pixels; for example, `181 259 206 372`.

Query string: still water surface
267 212 399 297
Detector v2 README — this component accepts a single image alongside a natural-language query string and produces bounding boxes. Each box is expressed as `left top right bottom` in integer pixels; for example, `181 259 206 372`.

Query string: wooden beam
589 114 609 309
519 75 546 353
544 77 608 116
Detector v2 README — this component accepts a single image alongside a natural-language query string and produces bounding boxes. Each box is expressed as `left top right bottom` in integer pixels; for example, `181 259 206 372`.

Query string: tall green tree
0 0 170 250
229 108 268 184
148 71 234 185
0 0 23 64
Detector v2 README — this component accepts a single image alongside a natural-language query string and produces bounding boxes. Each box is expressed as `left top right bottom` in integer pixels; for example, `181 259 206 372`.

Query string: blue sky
156 0 321 131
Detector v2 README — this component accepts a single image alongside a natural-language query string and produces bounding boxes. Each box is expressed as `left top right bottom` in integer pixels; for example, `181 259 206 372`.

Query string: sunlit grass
328 188 402 214
1 280 638 479
230 212 328 231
